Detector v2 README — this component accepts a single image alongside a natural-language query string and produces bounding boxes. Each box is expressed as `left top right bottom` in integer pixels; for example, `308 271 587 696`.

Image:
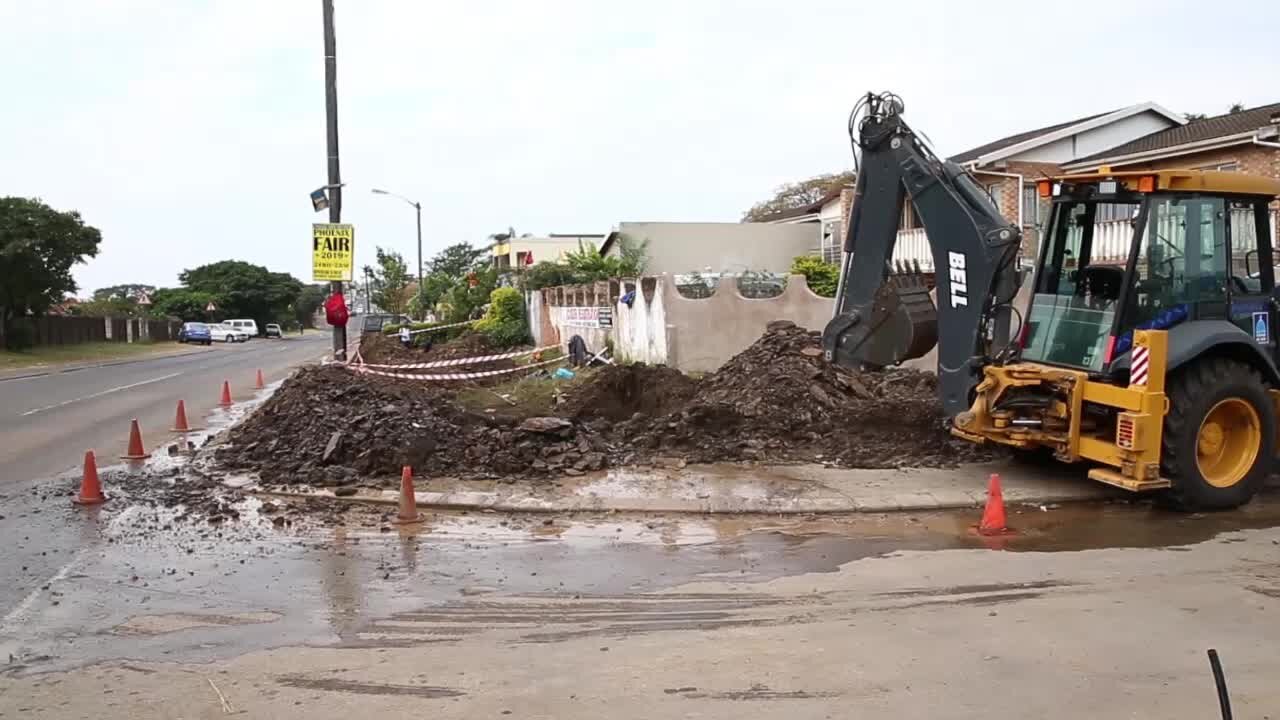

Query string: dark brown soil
612 321 989 469
218 322 988 486
560 364 698 422
358 331 522 377
217 365 610 485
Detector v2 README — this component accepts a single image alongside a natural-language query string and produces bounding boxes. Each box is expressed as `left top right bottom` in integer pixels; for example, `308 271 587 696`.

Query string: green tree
92 284 155 302
178 260 302 326
562 236 649 282
790 255 839 297
741 170 855 222
1229 102 1245 114
293 284 327 328
428 242 488 278
474 286 528 347
441 266 497 323
522 261 580 290
369 247 411 316
151 288 219 321
0 197 102 349
72 296 139 318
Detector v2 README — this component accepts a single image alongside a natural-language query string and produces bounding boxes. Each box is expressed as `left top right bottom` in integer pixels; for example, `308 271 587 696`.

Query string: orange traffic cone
73 450 107 505
255 369 265 390
392 466 424 525
978 473 1008 536
170 399 202 433
120 418 150 460
218 380 232 407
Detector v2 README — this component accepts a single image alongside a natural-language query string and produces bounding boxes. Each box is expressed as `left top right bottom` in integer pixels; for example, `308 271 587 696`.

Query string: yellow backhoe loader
824 92 1280 509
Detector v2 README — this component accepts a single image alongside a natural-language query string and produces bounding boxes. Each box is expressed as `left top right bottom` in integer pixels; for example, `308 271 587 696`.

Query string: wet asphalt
0 333 330 487
5 469 1280 677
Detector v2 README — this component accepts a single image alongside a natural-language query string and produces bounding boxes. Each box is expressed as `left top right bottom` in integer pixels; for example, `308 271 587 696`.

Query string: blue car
178 322 213 345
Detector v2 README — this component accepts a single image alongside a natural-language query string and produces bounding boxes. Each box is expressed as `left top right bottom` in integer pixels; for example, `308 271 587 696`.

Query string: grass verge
0 341 193 371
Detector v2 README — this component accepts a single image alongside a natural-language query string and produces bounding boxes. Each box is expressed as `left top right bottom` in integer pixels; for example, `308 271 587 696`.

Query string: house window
1197 161 1239 172
986 182 1006 216
820 220 842 264
1022 184 1040 226
900 201 923 230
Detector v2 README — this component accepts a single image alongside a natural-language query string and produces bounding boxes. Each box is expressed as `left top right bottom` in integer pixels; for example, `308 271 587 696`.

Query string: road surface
0 333 331 487
2 502 1279 718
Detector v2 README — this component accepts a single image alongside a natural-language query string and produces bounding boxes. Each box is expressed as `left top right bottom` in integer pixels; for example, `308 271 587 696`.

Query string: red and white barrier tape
402 319 479 336
358 345 558 370
350 355 567 381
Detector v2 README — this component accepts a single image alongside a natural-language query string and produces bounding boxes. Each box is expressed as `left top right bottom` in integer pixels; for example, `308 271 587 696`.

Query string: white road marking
18 371 184 417
0 547 88 629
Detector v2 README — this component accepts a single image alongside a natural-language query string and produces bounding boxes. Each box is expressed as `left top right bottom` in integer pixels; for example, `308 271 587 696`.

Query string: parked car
177 322 212 345
210 323 248 343
360 314 413 334
227 319 259 337
264 323 282 338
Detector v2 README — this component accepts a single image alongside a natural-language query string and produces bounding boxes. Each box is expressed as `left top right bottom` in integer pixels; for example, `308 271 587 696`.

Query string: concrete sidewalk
256 458 1123 514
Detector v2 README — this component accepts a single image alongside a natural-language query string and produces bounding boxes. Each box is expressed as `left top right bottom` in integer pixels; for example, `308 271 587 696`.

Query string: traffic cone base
218 380 232 407
977 472 1010 536
120 418 150 460
170 399 203 433
73 450 107 505
392 466 424 525
255 369 265 390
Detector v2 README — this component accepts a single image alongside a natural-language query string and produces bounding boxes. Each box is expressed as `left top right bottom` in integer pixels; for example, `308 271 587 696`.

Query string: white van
227 319 259 338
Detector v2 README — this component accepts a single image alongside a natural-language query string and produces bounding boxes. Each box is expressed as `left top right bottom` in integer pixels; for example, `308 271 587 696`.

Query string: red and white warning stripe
1130 345 1150 387
358 345 558 370
405 319 479 336
349 355 567 381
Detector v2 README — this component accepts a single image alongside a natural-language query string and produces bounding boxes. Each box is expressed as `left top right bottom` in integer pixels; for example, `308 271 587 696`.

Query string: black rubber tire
1161 357 1274 510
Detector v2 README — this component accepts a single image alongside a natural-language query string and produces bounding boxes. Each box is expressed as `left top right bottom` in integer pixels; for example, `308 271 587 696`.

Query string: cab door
1228 199 1278 359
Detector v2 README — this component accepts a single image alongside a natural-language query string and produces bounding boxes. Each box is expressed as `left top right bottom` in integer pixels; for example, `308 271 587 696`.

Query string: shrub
474 287 528 348
790 255 839 297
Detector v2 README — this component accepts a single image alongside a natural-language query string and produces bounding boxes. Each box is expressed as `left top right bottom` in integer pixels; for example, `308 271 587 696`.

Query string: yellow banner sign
312 223 355 281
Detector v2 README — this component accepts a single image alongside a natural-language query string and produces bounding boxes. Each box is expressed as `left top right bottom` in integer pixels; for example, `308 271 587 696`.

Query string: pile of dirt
614 321 988 469
217 365 610 485
561 364 698 422
358 330 522 377
358 331 428 365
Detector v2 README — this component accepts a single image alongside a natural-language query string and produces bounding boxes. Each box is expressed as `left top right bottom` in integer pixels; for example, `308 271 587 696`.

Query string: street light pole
371 188 425 320
321 0 346 360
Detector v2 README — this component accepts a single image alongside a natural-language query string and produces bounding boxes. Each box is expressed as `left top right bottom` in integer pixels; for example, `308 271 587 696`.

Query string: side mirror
1246 249 1260 279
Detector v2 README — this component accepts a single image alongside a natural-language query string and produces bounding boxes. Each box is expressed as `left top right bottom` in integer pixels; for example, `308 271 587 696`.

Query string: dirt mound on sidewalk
561 364 698 422
617 321 988 468
358 330 427 365
217 365 610 485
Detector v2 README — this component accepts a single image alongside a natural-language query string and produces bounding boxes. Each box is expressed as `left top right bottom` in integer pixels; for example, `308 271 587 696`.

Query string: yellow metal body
953 330 1172 492
1053 169 1280 197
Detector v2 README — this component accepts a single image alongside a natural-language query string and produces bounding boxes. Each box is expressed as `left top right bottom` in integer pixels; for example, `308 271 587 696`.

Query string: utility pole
371 188 425 320
322 0 346 360
415 201 423 320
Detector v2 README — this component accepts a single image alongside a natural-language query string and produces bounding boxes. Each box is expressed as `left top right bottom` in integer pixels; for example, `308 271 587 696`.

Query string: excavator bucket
824 265 937 369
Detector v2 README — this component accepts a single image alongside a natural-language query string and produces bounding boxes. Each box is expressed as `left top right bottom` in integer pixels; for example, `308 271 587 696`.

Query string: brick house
1062 102 1280 188
945 103 1187 261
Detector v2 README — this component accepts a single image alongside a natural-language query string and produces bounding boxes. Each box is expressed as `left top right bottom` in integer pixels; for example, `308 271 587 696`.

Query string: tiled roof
1071 102 1280 164
949 111 1112 164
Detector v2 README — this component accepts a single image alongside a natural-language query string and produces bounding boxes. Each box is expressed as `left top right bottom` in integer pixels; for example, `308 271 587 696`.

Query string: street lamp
371 188 423 319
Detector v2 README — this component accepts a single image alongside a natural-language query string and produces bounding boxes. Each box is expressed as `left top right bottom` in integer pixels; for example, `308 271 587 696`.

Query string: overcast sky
3 0 1276 295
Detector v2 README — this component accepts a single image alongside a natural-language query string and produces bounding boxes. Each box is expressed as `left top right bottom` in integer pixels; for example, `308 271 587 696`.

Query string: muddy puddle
7 494 1280 676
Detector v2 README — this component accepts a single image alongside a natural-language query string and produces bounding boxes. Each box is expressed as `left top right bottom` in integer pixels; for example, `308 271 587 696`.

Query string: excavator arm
822 93 1022 415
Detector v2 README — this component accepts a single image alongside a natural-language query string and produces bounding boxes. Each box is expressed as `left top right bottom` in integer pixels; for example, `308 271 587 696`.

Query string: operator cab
1020 170 1280 376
